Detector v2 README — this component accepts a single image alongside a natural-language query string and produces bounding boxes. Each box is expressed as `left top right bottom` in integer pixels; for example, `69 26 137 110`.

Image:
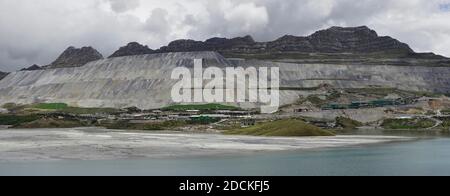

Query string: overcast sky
1 0 450 71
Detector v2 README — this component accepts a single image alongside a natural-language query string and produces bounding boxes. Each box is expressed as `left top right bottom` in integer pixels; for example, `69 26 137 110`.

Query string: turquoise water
1 137 450 176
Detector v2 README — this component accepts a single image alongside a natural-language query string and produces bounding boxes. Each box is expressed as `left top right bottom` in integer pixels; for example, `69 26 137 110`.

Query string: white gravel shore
0 127 413 161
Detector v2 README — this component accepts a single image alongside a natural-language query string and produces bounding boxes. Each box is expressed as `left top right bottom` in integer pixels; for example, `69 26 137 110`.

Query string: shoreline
0 127 414 162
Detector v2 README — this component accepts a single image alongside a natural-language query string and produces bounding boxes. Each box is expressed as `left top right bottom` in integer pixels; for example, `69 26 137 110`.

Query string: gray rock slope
0 51 449 109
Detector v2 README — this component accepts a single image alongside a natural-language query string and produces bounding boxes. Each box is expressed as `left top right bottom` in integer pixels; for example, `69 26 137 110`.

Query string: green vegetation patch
224 119 335 137
13 118 88 129
336 117 363 130
58 107 119 115
0 114 41 126
381 118 436 130
104 120 187 131
442 120 450 128
105 117 221 131
32 103 69 110
345 88 399 96
298 91 342 108
442 109 450 115
26 103 120 115
306 95 327 106
2 103 24 111
189 116 221 125
279 86 322 91
162 104 239 111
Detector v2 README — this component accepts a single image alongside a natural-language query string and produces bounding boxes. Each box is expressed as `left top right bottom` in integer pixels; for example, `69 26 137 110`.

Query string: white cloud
224 2 269 33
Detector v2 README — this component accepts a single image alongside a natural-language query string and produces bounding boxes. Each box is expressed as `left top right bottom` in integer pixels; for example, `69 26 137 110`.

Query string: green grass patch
336 117 363 130
189 116 221 125
26 103 120 115
279 86 322 91
443 122 450 128
2 103 27 113
0 114 41 126
32 103 69 110
381 118 436 130
306 95 326 106
442 109 450 115
345 88 398 96
162 104 239 111
106 118 222 131
13 118 89 129
58 107 120 115
104 120 187 131
300 92 342 107
224 119 335 137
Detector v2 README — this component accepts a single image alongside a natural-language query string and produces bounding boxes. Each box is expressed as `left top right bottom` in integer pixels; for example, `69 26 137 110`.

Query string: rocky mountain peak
20 64 42 71
0 71 8 81
306 26 413 53
109 42 154 58
311 26 379 41
168 39 204 48
231 35 256 44
159 39 207 53
46 46 103 69
275 35 301 41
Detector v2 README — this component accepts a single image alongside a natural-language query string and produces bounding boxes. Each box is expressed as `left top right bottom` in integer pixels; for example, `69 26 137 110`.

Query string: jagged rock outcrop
46 46 103 69
155 26 414 55
157 35 259 53
159 39 208 52
109 42 154 58
0 71 8 81
303 26 413 53
20 64 42 71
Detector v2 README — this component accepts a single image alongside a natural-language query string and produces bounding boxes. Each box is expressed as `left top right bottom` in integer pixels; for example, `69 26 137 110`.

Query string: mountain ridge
109 26 445 60
23 26 450 71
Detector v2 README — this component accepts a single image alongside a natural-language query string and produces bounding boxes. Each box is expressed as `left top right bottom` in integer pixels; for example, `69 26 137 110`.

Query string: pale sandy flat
0 127 412 161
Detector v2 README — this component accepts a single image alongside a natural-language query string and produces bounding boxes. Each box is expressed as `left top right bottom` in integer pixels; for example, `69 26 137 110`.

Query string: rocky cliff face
109 42 154 58
156 26 414 55
303 26 413 53
158 35 259 53
46 46 103 69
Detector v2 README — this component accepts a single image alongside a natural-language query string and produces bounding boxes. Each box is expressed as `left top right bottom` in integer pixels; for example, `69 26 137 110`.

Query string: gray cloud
1 0 449 72
107 0 140 13
143 8 172 44
440 2 450 11
0 0 147 71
